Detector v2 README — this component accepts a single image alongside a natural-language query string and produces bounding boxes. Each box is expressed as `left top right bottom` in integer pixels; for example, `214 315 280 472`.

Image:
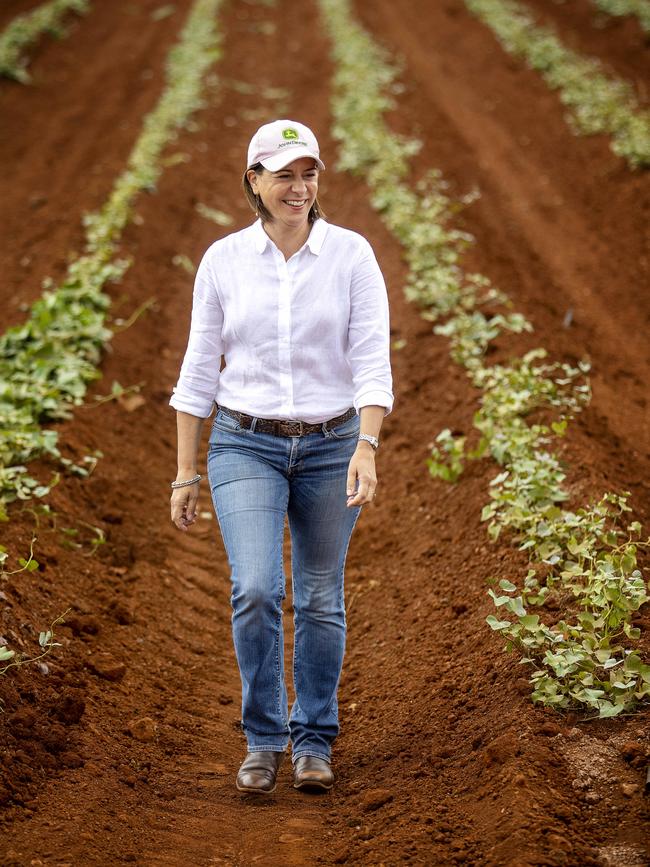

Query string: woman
169 119 393 795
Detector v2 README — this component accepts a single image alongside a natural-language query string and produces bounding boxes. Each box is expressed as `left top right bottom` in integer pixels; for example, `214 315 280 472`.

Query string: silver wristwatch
358 434 379 450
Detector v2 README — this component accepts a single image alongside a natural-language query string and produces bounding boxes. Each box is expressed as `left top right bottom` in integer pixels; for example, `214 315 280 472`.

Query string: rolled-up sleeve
347 242 394 416
169 250 224 418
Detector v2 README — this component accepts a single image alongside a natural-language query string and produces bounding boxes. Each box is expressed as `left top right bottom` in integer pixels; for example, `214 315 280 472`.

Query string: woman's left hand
346 443 377 507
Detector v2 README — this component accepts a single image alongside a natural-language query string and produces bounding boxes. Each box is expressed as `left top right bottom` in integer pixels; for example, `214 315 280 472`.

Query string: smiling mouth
284 199 307 208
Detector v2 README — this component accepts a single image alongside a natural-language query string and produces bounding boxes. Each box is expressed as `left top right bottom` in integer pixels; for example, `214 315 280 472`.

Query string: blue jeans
207 406 362 763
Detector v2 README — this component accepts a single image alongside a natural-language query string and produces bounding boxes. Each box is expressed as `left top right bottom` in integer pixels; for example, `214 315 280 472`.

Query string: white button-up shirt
169 218 393 423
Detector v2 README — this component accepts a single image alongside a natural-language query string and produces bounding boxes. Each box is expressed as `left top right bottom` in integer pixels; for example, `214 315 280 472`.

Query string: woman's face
248 157 319 228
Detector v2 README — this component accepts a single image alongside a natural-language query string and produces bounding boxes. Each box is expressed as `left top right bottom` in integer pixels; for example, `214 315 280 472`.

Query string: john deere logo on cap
282 128 299 140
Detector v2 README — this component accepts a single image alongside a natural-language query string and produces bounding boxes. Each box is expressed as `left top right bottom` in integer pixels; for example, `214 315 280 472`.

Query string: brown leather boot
236 750 284 794
292 756 335 791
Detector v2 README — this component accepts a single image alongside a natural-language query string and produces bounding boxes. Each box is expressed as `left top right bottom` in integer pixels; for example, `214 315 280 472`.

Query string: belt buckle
284 420 303 436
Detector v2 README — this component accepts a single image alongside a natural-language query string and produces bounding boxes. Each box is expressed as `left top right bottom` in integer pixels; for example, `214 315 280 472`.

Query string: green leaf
597 701 626 719
486 614 511 631
520 614 540 630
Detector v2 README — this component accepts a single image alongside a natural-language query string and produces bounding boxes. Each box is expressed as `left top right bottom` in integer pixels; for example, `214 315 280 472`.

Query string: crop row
0 0 90 84
591 0 650 32
465 0 650 169
318 0 649 717
0 0 223 525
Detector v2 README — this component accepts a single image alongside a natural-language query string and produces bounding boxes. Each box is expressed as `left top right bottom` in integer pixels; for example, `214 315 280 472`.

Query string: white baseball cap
247 119 325 172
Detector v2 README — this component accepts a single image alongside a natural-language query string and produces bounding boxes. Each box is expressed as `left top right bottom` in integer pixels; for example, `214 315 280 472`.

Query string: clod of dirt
547 833 571 850
539 721 563 737
360 788 393 811
127 717 157 743
515 678 532 695
619 741 647 767
620 782 640 798
59 751 84 769
52 690 85 725
42 723 68 755
63 613 101 636
7 709 37 736
87 654 126 681
105 599 135 625
484 732 521 764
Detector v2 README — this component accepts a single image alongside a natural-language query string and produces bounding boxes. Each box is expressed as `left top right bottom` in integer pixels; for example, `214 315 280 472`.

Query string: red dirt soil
1 0 648 865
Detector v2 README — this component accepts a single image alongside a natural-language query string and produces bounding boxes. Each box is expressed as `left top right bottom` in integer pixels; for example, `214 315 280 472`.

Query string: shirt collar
252 218 329 256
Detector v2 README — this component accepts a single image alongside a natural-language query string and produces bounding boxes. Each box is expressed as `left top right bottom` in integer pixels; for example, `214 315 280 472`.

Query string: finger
348 475 371 506
171 494 192 530
346 461 357 497
171 505 186 530
186 489 200 522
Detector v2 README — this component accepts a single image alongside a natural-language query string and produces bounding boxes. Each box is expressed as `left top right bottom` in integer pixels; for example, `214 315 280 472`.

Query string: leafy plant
0 0 90 84
319 0 649 717
195 202 234 226
0 0 224 520
590 0 650 33
0 610 69 678
0 537 39 577
464 0 650 168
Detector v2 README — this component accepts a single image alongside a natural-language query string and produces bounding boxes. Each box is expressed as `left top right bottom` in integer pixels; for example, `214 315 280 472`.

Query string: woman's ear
246 169 258 191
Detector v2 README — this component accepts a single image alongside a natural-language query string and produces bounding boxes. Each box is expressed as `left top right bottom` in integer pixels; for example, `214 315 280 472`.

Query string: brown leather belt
217 405 356 437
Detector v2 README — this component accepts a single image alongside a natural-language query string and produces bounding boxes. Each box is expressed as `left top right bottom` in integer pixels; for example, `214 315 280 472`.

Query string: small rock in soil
620 782 640 798
88 654 126 681
360 788 393 812
127 716 157 742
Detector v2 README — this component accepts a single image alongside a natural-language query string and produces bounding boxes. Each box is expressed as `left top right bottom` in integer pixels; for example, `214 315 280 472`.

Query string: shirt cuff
169 391 215 418
354 390 394 416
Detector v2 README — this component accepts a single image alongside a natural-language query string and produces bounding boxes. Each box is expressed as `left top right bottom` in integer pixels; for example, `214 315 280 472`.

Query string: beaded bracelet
170 473 202 489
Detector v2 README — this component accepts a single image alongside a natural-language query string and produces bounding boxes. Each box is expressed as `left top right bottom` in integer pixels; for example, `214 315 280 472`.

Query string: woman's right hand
170 479 200 532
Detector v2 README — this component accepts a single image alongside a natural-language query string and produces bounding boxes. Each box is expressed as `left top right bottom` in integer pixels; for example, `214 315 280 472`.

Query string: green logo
282 128 299 140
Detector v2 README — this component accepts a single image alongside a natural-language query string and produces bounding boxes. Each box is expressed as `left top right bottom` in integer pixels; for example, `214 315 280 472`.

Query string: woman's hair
242 162 325 224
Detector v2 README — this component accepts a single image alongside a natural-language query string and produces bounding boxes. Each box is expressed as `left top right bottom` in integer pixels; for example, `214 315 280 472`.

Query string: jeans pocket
210 408 243 441
328 412 360 440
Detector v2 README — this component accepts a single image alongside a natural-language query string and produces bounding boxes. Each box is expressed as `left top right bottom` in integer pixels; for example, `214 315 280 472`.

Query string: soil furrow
522 0 650 101
352 0 650 467
0 0 195 328
0 0 71 33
